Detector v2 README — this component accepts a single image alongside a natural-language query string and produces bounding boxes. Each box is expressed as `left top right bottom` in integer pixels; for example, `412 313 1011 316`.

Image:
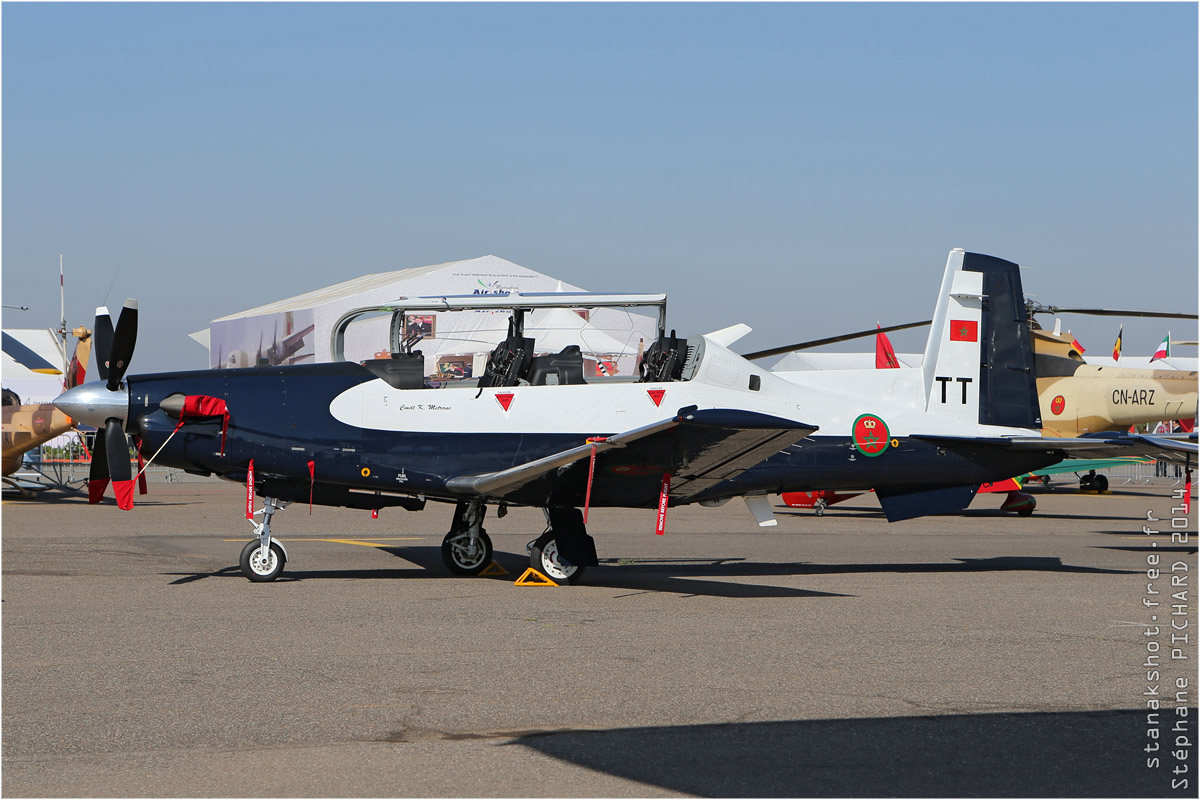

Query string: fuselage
110 351 1059 510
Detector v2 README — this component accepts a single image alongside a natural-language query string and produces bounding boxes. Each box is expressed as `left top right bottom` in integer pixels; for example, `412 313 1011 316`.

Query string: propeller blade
88 427 110 503
105 417 135 510
106 299 138 391
94 306 114 382
742 320 932 361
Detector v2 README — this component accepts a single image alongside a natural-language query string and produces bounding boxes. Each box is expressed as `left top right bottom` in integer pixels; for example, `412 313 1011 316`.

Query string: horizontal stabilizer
915 432 1198 466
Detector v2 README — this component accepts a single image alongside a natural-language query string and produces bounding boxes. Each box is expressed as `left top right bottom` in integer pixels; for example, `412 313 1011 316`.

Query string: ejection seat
527 345 587 386
639 330 688 382
478 323 535 388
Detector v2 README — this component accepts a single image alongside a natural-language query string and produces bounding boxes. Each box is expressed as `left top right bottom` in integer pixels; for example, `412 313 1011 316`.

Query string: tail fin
922 249 1041 430
65 328 94 389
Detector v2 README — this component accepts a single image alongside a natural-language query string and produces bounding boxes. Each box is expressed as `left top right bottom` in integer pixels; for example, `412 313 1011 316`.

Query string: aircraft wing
445 407 817 500
915 432 1198 466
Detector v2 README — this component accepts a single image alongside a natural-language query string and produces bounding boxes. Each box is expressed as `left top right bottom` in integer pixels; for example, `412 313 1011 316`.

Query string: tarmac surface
2 478 1196 797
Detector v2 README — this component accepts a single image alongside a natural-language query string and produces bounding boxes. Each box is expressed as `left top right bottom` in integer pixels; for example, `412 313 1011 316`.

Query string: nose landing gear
441 500 494 575
240 497 291 581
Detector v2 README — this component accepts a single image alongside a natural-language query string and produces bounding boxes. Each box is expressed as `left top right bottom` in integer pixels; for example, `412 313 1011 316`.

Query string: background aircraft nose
53 382 128 428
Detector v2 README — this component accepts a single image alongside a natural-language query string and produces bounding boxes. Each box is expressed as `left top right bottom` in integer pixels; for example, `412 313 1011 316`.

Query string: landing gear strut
240 497 291 581
441 501 493 575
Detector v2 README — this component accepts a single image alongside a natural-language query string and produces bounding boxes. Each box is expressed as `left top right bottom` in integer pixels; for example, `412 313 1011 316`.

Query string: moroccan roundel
852 413 890 457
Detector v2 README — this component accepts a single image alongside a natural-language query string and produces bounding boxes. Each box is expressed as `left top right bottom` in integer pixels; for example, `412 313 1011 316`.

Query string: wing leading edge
445 407 818 501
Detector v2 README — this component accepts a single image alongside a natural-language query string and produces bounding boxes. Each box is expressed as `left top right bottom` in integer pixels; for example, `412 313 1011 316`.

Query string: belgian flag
1111 325 1123 361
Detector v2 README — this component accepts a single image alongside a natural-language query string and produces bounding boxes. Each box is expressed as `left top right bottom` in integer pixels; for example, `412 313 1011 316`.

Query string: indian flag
1150 333 1171 362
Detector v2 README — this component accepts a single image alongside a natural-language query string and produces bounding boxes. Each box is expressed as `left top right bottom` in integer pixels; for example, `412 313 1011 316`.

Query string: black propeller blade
106 299 138 391
106 418 132 486
93 307 114 382
88 425 110 503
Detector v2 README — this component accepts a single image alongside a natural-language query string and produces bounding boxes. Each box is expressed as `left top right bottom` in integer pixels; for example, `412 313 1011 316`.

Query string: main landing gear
526 507 597 585
440 500 494 576
240 496 291 581
1078 470 1109 493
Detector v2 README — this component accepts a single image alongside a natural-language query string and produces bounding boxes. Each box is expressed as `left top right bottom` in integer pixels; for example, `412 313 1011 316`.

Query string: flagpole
59 254 68 379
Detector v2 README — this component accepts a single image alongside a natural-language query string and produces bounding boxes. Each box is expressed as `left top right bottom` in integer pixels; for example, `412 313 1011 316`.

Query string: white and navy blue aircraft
56 249 1192 585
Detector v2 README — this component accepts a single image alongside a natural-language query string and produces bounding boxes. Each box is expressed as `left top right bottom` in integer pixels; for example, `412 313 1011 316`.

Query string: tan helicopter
1030 323 1197 438
2 326 93 489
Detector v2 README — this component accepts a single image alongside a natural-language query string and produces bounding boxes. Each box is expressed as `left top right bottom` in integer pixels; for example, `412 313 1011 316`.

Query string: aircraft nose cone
54 382 128 428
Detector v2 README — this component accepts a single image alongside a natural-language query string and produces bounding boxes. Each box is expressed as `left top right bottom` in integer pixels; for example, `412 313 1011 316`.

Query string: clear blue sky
3 2 1196 372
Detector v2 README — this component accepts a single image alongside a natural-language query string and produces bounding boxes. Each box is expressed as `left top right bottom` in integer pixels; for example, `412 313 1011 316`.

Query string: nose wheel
441 501 494 576
441 529 494 575
240 540 286 582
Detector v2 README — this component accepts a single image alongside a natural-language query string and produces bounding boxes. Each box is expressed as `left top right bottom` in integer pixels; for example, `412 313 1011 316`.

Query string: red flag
245 459 255 519
655 473 671 535
307 460 316 514
949 320 978 342
875 325 899 369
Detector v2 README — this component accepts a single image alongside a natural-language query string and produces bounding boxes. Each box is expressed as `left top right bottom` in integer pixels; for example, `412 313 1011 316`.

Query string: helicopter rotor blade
1026 303 1197 320
742 320 932 361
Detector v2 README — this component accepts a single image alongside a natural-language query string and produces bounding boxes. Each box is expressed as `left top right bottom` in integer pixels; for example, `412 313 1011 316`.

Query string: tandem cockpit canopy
330 291 700 388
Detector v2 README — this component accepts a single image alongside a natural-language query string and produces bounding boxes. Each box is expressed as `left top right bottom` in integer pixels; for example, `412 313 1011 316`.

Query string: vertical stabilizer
922 250 1041 429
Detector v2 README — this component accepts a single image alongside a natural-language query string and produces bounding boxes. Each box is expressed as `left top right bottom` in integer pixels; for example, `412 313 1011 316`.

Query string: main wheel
1095 474 1109 492
441 529 493 576
528 532 585 585
240 540 286 582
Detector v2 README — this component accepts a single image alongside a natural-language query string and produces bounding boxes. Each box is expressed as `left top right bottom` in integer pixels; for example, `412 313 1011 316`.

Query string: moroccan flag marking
949 320 978 342
1051 395 1066 416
